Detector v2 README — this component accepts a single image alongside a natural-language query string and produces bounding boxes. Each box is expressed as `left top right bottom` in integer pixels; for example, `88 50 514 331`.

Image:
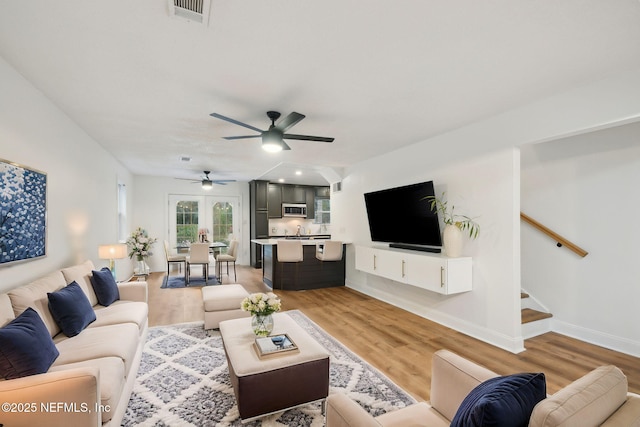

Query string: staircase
521 291 553 339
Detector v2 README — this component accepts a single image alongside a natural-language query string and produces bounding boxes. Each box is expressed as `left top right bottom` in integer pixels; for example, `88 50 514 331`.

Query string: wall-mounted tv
364 180 442 252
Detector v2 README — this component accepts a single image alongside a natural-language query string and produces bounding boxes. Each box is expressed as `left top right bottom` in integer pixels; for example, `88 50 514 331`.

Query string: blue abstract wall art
0 159 47 265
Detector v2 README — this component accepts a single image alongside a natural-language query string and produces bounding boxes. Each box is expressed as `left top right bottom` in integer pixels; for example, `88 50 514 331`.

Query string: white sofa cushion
61 260 99 306
0 293 14 327
52 323 139 374
7 270 67 337
92 301 148 335
49 356 125 423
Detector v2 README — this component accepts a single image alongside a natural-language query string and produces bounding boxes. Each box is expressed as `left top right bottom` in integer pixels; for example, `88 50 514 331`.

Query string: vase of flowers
424 192 480 257
126 227 157 273
241 292 282 337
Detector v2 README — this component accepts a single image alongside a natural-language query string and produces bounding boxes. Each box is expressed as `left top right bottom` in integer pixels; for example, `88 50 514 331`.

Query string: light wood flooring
147 265 640 402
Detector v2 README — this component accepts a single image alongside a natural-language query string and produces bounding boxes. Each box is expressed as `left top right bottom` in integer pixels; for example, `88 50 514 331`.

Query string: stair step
521 308 552 324
521 291 529 299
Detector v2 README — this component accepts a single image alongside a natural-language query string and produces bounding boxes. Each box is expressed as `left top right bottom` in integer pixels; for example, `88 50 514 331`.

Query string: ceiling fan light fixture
262 133 283 153
201 180 213 190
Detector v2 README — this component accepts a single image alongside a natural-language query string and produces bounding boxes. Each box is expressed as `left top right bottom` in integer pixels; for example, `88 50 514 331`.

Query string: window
176 201 199 243
314 198 330 224
212 202 233 245
117 182 127 242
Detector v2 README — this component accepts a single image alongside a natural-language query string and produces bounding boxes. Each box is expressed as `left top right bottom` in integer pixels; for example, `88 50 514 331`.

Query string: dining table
176 241 228 257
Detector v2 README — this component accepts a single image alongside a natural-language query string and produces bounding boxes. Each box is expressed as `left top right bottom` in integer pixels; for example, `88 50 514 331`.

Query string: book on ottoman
254 334 299 359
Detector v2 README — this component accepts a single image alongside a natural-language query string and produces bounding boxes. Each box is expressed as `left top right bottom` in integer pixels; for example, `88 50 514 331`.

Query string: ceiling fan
210 111 334 153
177 171 235 190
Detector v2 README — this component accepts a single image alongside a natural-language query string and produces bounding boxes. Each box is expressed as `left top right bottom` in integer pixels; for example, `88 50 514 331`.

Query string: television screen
364 181 442 249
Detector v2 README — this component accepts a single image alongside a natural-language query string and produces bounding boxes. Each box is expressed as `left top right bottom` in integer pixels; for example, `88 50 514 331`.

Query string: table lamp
98 244 128 279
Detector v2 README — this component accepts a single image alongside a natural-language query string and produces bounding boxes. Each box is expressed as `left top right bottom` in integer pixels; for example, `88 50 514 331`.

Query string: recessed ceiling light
278 178 285 183
295 170 302 175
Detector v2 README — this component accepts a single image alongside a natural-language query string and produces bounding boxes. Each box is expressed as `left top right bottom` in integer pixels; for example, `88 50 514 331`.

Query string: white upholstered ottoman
202 284 251 329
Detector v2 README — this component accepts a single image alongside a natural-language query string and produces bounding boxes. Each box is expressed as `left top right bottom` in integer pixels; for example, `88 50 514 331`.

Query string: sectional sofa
327 349 640 426
0 260 148 427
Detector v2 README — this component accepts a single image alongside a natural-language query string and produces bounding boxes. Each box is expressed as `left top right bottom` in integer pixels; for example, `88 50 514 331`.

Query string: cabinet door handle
440 266 445 287
373 254 377 270
402 260 405 278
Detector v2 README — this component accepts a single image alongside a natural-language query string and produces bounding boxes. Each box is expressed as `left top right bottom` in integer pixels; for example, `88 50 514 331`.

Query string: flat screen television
364 180 442 252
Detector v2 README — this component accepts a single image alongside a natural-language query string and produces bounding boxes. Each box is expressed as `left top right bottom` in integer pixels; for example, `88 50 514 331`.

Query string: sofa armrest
326 393 382 427
429 349 498 421
117 280 148 302
0 367 101 427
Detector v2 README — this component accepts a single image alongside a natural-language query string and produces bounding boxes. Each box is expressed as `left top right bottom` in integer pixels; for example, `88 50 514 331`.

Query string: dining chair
315 240 343 261
216 240 238 282
187 242 210 284
164 240 186 275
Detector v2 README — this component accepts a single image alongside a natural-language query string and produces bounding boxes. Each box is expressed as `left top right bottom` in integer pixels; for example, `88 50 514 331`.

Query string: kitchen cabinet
250 180 270 268
316 186 330 198
268 184 282 218
305 188 315 219
281 185 307 203
355 245 472 295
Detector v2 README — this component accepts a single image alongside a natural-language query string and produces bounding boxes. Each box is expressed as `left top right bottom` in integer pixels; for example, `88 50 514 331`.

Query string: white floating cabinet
355 245 472 295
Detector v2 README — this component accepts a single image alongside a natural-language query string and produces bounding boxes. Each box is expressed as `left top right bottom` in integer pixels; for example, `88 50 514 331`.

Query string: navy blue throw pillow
47 281 96 337
0 307 60 379
451 373 546 427
91 267 120 306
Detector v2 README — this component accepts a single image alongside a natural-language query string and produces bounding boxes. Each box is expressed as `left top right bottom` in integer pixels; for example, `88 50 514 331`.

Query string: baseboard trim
552 319 640 358
345 280 526 354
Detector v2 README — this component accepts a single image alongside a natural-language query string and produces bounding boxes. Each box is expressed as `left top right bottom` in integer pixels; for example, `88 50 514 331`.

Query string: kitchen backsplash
269 218 330 236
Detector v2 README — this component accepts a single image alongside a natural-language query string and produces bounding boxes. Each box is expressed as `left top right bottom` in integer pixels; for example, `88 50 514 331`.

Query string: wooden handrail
520 212 588 258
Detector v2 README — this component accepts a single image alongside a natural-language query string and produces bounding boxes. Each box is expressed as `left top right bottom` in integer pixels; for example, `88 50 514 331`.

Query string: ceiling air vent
332 181 342 193
168 0 211 25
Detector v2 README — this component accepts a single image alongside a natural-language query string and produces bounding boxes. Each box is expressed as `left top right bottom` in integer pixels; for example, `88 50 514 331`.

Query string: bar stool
277 240 303 290
316 240 343 261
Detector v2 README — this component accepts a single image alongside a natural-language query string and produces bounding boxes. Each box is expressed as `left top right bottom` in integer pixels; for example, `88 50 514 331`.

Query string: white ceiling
1 1 639 186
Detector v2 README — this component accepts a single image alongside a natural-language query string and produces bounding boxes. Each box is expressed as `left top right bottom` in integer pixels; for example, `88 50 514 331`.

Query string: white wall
131 175 250 272
0 56 134 290
521 124 640 356
334 148 524 353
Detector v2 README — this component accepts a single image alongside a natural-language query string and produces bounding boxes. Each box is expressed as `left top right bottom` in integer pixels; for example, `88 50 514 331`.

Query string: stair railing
520 212 588 258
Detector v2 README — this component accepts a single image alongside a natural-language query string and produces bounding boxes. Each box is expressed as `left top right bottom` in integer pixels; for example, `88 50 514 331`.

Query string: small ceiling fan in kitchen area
210 111 334 153
176 171 235 190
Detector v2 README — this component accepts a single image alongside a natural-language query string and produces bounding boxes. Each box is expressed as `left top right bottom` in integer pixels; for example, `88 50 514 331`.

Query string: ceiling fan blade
175 178 200 183
223 135 262 140
210 113 263 133
212 180 236 185
276 112 305 132
281 141 292 150
283 133 335 143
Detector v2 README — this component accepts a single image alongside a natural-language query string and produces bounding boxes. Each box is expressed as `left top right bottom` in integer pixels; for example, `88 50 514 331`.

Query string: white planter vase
443 224 463 257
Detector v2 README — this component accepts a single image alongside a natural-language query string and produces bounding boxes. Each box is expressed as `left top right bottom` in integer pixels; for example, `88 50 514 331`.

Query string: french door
168 195 240 249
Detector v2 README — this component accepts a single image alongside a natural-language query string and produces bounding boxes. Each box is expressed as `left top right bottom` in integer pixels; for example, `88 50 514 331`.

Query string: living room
1 2 640 425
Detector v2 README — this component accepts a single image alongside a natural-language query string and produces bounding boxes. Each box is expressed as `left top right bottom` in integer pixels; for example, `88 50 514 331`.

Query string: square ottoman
202 284 250 329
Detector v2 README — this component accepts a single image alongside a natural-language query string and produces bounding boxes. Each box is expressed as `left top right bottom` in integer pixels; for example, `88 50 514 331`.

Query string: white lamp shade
98 244 128 260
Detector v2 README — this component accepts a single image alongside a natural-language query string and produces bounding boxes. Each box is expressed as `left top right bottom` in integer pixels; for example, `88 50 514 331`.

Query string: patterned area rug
122 310 416 426
161 275 218 288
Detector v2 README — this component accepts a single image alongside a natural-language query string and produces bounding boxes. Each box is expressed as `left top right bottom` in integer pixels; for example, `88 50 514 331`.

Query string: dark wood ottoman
219 312 330 421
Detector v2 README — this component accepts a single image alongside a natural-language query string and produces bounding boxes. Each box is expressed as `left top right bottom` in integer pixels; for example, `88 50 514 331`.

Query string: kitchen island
252 238 346 290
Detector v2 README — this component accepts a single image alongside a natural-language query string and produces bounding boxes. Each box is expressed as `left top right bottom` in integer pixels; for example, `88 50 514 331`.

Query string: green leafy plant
424 192 480 239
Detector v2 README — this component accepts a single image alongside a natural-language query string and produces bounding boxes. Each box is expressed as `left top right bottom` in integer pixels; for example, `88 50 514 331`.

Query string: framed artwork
0 159 47 265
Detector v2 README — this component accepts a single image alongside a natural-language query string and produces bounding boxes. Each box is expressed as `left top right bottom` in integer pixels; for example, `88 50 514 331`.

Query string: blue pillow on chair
48 281 96 337
0 307 60 379
91 267 120 306
451 372 546 427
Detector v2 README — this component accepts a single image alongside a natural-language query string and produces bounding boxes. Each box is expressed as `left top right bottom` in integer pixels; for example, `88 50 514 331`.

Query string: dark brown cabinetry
281 185 307 204
268 184 283 218
250 180 269 267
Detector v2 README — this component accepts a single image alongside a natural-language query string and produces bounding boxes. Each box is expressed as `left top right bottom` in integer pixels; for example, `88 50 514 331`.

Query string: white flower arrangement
241 292 281 316
126 227 158 260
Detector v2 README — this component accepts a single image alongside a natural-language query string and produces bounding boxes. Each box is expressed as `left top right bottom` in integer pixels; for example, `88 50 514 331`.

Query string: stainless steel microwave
282 203 307 217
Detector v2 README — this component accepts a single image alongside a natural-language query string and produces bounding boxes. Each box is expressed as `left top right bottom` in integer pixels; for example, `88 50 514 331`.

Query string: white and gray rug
122 310 416 426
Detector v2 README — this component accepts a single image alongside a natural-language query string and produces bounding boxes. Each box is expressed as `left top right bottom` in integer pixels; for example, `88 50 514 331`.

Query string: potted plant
126 227 158 273
241 292 282 336
425 193 479 257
